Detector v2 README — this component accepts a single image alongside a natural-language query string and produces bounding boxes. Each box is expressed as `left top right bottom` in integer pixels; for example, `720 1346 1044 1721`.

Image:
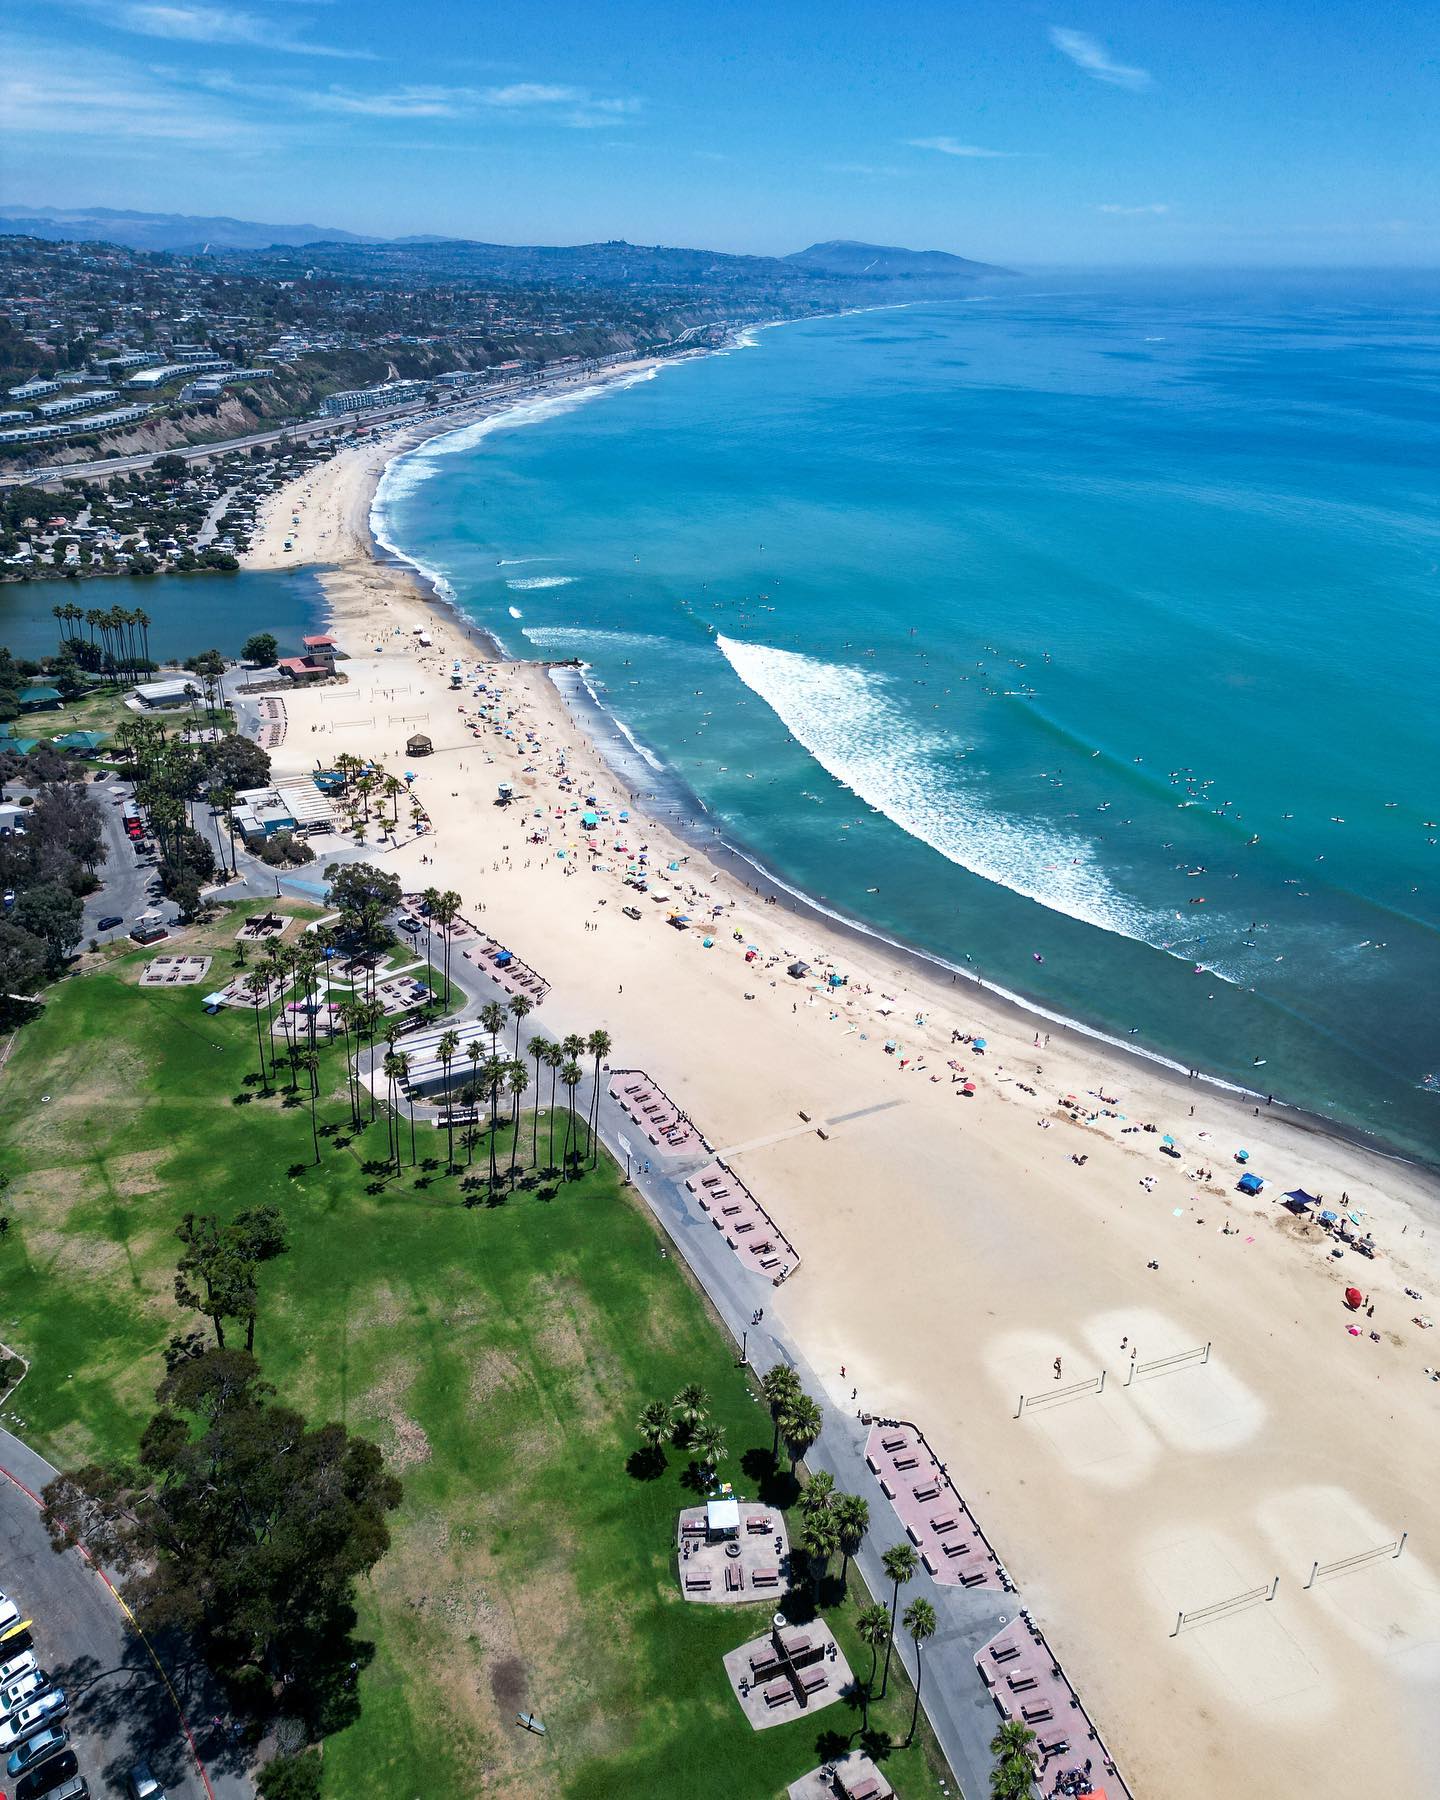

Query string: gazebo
706 1498 740 1540
406 732 434 757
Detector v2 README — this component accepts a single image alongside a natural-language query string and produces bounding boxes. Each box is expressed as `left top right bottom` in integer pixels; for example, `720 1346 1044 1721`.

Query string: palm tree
382 1052 407 1171
780 1393 823 1474
528 1035 549 1169
855 1603 891 1727
244 970 272 1090
420 884 440 995
761 1364 802 1461
801 1510 839 1602
432 889 462 1004
901 1597 937 1746
560 1059 582 1174
484 1055 504 1189
879 1542 919 1698
465 1038 485 1147
437 1027 460 1168
586 1027 612 1165
798 1469 835 1520
508 992 531 1061
989 1721 1037 1800
690 1420 727 1476
480 999 506 1059
542 1040 565 1171
298 1049 320 1163
833 1492 870 1594
395 1049 415 1164
506 1060 528 1183
671 1383 709 1440
636 1399 671 1454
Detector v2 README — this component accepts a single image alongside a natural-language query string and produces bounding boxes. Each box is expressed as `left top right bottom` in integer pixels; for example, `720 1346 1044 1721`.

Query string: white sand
249 427 1440 1800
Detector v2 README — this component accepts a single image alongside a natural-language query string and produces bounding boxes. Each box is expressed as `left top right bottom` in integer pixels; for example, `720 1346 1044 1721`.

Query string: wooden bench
752 1567 779 1587
962 1568 990 1588
684 1573 711 1590
763 1680 791 1708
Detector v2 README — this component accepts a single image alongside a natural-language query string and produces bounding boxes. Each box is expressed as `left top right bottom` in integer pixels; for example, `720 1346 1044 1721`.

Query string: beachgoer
1054 1357 1062 1380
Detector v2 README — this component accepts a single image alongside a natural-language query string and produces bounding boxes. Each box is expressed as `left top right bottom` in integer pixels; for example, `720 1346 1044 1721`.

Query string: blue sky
3 0 1435 263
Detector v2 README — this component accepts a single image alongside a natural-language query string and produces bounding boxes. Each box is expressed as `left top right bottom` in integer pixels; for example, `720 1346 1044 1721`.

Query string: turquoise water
0 565 330 662
375 274 1440 1162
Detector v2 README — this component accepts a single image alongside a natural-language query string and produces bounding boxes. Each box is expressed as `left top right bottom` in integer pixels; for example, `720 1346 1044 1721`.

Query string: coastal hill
787 239 1012 278
0 203 378 252
0 205 1012 286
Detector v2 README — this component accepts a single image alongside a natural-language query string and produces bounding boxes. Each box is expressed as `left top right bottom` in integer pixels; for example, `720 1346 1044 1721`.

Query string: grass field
0 903 952 1799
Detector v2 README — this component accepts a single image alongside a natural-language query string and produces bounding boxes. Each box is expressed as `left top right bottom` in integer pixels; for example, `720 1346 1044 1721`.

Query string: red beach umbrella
1344 1287 1363 1310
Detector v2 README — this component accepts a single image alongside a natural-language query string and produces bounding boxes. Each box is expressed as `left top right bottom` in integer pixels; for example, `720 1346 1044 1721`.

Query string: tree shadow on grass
740 1446 798 1511
625 1446 667 1482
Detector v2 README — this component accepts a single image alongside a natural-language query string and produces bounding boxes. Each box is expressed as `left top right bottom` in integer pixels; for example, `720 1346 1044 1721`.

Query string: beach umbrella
1344 1287 1363 1310
1162 1133 1176 1146
973 1036 988 1050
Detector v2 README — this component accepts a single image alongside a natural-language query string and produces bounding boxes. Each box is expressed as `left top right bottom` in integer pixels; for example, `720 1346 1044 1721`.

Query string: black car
98 915 124 931
15 1752 83 1800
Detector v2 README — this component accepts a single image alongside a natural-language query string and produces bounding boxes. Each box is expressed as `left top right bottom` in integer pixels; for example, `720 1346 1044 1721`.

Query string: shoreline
250 375 1440 1799
281 368 1435 1179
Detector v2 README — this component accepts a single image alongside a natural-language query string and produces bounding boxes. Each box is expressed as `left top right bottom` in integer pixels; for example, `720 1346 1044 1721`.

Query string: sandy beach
244 412 1440 1800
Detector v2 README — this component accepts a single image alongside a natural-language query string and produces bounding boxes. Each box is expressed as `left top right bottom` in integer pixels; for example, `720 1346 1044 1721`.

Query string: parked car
14 1748 82 1798
7 1723 69 1778
0 1670 49 1718
97 915 124 931
0 1689 68 1750
622 905 642 920
0 1651 37 1688
127 1759 167 1799
0 1591 20 1634
397 917 421 934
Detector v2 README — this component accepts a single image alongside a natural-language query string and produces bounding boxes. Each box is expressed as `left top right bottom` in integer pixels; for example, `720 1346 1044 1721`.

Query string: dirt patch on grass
25 1225 137 1284
469 1347 526 1407
104 1148 169 1198
524 1274 627 1431
360 1359 433 1472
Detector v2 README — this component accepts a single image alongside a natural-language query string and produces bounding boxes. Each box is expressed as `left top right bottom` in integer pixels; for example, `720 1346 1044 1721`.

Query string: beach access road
0 1426 253 1800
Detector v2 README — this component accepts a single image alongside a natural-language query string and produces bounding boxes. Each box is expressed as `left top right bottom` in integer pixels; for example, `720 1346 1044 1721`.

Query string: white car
0 1670 48 1718
0 1652 36 1688
0 1591 20 1634
0 1689 67 1749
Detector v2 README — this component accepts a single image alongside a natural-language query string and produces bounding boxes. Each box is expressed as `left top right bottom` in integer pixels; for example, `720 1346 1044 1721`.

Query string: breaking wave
715 635 1172 950
505 575 576 590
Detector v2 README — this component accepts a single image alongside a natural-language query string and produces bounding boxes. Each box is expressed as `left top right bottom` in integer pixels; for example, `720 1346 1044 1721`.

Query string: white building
35 390 119 419
125 360 231 390
320 379 426 417
132 678 200 708
92 351 152 374
7 379 60 402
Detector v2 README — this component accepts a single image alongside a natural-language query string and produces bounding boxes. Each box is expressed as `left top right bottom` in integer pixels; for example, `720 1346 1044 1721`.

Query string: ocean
372 272 1440 1163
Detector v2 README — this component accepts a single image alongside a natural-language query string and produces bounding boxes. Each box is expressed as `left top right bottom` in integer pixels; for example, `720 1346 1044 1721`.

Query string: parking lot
2 1431 249 1800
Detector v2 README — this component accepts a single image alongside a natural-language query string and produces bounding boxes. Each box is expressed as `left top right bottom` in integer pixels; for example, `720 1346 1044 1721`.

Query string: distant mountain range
0 206 1012 281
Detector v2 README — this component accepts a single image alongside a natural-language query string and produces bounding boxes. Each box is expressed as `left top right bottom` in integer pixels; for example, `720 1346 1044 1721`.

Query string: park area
0 900 950 1799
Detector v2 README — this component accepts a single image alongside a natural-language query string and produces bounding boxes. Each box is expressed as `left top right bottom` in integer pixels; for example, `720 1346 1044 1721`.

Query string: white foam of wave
716 635 1171 949
508 606 523 619
521 625 679 656
370 365 660 541
505 575 576 590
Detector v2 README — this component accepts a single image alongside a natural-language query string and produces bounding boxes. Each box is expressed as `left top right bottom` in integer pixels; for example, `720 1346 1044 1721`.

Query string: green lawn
0 905 952 1800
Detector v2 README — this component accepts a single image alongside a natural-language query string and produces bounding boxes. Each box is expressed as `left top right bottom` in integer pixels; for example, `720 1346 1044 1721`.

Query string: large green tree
41 1347 401 1729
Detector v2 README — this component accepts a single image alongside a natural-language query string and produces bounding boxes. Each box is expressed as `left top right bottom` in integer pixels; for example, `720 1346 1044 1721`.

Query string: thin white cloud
908 137 1019 159
0 42 264 144
1049 27 1151 90
77 1 373 59
1097 202 1168 215
199 73 641 129
825 162 906 178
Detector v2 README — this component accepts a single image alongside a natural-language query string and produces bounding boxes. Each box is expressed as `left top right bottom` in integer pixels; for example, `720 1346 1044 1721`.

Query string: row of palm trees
328 752 426 848
52 600 153 684
759 1363 939 1745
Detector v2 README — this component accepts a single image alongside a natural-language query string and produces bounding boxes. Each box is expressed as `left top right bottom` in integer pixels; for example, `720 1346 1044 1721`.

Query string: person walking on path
1054 1356 1062 1380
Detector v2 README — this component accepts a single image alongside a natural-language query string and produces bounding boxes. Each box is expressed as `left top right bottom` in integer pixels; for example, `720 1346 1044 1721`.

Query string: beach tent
1236 1172 1265 1196
1284 1188 1321 1208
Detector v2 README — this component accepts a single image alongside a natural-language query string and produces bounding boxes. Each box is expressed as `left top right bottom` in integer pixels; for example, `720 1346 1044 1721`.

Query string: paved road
82 777 177 945
1 1428 253 1800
